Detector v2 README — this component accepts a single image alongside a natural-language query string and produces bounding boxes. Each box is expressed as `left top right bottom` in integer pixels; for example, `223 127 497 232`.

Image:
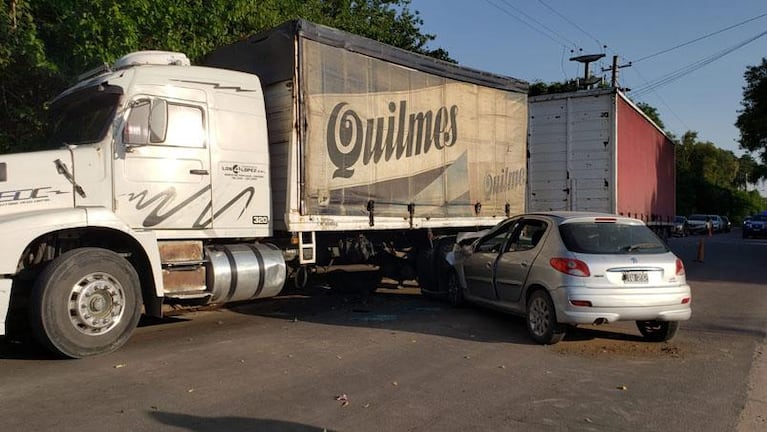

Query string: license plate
622 271 648 283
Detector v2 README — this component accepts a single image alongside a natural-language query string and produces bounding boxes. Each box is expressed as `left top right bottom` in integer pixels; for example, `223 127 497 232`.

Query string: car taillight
550 258 590 277
676 258 685 276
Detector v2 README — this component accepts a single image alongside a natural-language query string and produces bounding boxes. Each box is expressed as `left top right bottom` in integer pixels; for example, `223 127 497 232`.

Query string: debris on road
335 394 349 407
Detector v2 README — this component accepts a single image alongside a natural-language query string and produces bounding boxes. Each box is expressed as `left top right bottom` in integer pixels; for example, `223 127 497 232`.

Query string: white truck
0 20 528 357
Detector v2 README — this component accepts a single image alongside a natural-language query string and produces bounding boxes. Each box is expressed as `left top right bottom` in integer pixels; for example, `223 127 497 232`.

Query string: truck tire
30 248 142 358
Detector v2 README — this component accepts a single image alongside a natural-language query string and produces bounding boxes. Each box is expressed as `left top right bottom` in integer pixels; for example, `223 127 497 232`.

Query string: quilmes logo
484 166 526 199
326 100 459 179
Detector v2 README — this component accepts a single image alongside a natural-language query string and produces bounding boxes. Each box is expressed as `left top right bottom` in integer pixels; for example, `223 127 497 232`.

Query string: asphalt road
1 230 766 431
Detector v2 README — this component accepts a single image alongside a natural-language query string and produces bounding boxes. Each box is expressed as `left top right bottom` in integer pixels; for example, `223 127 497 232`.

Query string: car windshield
688 214 707 221
674 216 686 223
559 222 668 255
45 86 122 149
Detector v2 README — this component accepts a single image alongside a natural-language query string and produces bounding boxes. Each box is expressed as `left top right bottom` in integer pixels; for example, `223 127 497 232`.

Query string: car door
494 218 548 305
462 218 519 300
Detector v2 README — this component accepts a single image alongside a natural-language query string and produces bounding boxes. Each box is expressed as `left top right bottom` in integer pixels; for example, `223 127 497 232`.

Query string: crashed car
447 212 692 345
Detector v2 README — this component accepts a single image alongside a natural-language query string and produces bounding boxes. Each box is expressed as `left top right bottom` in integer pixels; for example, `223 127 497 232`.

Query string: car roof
520 211 644 225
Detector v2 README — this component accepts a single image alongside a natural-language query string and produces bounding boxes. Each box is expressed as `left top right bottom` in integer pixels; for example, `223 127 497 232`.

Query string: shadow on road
150 411 332 432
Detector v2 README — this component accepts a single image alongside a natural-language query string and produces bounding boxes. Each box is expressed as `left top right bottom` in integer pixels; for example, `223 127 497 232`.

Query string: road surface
1 230 765 431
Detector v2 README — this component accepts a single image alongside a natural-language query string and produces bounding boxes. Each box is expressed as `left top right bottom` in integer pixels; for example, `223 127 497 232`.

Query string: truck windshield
46 86 122 149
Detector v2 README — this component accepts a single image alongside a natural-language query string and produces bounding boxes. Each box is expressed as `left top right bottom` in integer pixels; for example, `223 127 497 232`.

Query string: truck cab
0 51 286 357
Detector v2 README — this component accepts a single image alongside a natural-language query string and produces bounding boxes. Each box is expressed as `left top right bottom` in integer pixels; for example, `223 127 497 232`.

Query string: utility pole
602 55 632 89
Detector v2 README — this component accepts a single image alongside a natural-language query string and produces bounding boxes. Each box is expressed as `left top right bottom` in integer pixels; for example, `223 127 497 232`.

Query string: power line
497 0 579 48
633 11 767 63
632 29 767 97
481 0 577 49
536 0 603 50
629 66 691 132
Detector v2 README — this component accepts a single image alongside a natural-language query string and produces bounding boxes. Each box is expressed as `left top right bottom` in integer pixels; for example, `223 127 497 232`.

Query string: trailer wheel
30 248 142 358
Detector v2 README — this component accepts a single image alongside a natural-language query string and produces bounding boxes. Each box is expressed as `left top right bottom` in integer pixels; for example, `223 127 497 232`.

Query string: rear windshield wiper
622 243 661 252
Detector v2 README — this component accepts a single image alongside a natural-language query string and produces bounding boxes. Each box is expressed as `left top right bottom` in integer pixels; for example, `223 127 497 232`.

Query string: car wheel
636 320 679 342
29 248 143 358
446 269 464 306
526 290 566 345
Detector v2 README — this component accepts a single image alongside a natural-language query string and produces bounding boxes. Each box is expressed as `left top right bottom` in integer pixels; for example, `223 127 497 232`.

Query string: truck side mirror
149 99 168 143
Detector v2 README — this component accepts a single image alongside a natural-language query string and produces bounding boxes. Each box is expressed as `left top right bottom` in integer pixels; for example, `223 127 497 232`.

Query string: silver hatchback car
449 212 692 344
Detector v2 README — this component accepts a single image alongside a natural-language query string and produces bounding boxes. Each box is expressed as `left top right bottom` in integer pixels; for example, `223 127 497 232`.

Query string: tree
1 0 450 153
674 130 763 221
636 102 665 130
528 79 579 97
0 0 65 152
736 58 767 164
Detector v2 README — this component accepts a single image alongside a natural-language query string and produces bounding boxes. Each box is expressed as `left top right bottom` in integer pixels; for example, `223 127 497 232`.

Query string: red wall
616 96 675 223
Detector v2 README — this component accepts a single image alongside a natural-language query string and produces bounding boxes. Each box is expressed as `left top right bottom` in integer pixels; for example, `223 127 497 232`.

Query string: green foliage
528 79 579 97
636 102 665 130
1 0 450 154
674 131 765 220
736 58 767 164
0 0 66 152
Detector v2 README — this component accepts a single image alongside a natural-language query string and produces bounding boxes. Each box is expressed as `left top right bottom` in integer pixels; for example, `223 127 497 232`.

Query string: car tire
446 269 463 307
526 290 566 345
30 248 142 358
636 320 679 342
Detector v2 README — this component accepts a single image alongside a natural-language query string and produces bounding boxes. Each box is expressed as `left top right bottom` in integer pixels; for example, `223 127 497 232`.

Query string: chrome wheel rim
68 272 126 336
528 296 551 337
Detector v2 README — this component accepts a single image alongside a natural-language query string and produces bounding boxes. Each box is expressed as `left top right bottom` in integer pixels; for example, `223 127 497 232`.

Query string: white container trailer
527 88 675 236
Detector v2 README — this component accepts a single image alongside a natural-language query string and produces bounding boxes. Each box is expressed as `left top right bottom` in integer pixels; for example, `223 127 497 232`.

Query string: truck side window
123 100 204 148
165 104 204 148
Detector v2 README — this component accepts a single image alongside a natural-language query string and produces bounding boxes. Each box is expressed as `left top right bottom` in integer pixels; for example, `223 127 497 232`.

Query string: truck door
114 97 213 230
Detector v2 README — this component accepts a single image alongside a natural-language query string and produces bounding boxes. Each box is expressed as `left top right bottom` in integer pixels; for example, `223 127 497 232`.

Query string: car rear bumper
553 284 692 324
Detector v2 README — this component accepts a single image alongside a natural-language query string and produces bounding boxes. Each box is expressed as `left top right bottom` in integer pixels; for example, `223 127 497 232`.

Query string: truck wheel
30 248 142 358
526 290 566 345
636 320 679 342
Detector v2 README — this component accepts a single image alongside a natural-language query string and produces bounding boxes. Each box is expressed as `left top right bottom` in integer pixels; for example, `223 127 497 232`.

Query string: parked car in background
743 214 767 238
709 215 724 233
449 212 692 344
672 216 690 237
721 216 732 233
687 214 709 234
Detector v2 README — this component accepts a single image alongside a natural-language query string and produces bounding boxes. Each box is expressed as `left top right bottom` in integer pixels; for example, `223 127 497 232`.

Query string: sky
411 0 767 162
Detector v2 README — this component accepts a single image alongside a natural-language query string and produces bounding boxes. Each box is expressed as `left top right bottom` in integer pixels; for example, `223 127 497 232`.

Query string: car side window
507 220 548 252
476 220 518 253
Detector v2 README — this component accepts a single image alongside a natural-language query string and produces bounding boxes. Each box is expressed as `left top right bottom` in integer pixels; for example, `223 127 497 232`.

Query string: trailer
527 88 675 237
0 20 528 357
